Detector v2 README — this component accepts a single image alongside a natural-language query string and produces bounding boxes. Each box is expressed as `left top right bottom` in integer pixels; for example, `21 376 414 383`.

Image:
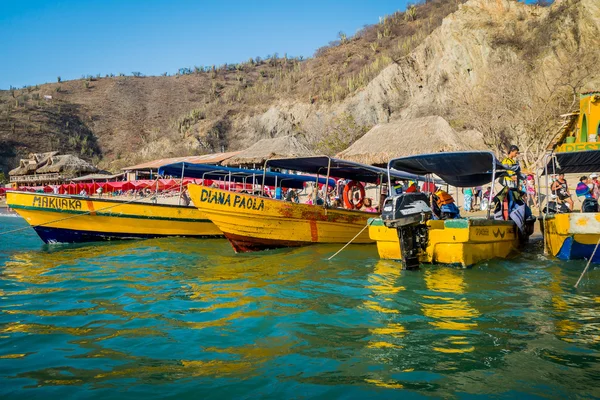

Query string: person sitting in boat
431 187 461 220
551 173 574 211
79 188 88 197
361 198 377 212
331 197 342 208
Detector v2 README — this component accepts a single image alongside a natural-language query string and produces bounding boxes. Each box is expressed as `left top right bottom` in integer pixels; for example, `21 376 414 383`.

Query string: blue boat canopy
389 151 507 187
542 150 600 175
158 162 335 189
266 156 429 184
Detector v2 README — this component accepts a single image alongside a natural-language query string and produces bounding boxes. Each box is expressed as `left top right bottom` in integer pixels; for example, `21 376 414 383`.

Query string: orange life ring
343 181 366 209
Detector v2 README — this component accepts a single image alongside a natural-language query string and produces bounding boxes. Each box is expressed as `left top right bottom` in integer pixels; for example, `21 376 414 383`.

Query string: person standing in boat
501 145 524 189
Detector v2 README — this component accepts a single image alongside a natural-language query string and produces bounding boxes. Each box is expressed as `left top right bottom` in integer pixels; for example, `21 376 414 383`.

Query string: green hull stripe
10 204 211 223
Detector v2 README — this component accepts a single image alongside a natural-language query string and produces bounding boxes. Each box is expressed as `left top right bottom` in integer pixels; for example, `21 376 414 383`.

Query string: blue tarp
158 162 335 189
389 151 507 187
266 156 429 184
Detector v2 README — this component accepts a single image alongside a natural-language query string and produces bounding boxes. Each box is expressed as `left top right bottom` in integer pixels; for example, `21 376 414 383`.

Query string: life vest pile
434 190 454 207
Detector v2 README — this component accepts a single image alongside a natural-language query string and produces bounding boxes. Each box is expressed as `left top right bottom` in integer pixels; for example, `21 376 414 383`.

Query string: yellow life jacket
502 157 516 182
434 190 454 206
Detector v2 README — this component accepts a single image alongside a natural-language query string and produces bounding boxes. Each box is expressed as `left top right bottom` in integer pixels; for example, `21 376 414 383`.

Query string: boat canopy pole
386 160 392 197
487 160 496 219
324 157 332 208
262 161 268 197
178 163 185 205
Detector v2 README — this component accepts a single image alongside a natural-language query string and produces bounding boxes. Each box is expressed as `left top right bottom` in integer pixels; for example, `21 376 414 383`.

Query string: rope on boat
574 237 600 288
0 178 164 237
327 219 373 261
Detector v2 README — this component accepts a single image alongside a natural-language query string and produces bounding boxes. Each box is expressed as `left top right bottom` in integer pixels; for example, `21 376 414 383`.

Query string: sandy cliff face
241 0 600 153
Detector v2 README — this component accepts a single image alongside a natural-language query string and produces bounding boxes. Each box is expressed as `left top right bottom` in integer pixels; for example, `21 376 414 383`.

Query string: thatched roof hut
8 151 59 176
223 135 313 167
36 155 98 175
337 116 488 166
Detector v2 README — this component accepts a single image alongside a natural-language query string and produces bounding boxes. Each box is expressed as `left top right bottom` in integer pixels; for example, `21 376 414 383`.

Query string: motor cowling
381 193 432 270
381 192 432 228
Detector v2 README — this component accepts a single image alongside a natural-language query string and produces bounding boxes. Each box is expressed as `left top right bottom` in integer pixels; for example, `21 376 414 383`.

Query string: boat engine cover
382 193 432 228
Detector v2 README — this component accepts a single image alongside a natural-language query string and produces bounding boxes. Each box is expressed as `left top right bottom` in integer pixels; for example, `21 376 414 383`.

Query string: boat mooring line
327 219 373 261
574 238 600 288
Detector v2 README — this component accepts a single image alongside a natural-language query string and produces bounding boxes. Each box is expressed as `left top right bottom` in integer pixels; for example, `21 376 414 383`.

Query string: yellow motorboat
372 151 534 268
369 217 520 267
539 92 600 262
6 191 221 243
187 184 372 252
181 156 423 253
539 149 600 262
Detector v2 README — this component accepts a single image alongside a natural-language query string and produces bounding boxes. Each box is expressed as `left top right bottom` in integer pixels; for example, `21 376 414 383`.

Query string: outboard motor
381 192 432 270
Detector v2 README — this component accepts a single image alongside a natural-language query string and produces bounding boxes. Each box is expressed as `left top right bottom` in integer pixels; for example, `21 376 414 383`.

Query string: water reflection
1 233 600 398
421 268 479 355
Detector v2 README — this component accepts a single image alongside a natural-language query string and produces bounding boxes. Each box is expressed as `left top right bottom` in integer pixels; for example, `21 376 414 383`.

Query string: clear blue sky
0 0 411 89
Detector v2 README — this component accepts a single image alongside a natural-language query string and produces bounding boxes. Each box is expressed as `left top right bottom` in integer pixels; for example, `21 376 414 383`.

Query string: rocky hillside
1 0 599 174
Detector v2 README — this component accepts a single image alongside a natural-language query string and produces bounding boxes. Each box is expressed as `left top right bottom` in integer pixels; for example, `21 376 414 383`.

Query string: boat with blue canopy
186 155 425 253
540 149 600 262
369 151 534 268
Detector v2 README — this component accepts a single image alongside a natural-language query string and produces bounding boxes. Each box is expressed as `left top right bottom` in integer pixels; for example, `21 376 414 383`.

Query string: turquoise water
1 215 599 399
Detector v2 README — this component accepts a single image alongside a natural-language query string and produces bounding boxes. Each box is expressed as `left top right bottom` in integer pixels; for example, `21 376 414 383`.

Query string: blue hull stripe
556 236 600 262
33 226 220 244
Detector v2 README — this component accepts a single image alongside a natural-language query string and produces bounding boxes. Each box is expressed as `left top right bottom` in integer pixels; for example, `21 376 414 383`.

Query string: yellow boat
372 151 534 268
6 191 221 243
184 156 422 252
543 213 600 261
187 184 373 252
539 92 600 262
539 149 600 262
369 218 520 267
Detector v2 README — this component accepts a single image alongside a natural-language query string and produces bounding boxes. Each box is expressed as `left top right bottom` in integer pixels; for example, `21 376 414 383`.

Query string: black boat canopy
158 162 335 189
541 150 600 175
389 151 507 187
266 156 429 184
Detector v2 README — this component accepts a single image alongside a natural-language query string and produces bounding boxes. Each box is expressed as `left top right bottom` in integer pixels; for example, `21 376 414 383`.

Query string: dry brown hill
1 0 599 175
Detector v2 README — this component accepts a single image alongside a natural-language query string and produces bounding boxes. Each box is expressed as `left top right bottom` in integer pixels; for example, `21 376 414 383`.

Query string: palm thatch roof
8 151 59 176
36 155 98 175
9 161 36 176
223 135 313 166
336 116 488 166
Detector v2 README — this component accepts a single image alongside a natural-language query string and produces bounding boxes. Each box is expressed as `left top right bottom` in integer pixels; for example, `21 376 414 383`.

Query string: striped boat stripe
9 205 211 223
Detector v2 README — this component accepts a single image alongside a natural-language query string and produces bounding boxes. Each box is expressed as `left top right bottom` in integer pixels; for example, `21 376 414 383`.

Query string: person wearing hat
501 145 524 188
590 173 600 199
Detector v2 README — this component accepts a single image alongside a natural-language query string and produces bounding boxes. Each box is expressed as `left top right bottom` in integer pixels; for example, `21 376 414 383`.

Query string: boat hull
187 184 374 252
369 218 520 267
6 191 222 244
543 213 600 262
